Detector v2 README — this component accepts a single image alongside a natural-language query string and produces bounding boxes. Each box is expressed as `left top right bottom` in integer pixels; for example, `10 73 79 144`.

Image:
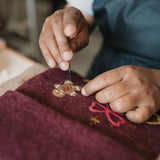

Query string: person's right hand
39 7 89 71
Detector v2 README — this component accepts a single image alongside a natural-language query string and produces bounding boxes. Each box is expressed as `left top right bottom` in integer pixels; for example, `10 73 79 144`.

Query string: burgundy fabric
0 68 160 160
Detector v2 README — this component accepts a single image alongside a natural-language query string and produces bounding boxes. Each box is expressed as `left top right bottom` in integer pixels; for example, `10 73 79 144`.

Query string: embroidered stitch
146 114 160 125
52 80 81 97
90 116 100 125
89 102 126 127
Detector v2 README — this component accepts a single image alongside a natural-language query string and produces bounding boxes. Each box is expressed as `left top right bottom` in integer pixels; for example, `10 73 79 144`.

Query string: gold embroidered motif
146 113 160 125
90 116 100 125
52 80 81 97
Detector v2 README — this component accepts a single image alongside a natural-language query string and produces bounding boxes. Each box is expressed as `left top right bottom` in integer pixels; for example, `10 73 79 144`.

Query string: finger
69 26 89 52
95 80 131 103
39 38 56 68
126 105 156 123
52 11 73 61
109 93 139 113
82 67 125 96
45 31 69 71
63 7 85 38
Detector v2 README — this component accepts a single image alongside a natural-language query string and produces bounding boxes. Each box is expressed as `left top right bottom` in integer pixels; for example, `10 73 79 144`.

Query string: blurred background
0 0 102 77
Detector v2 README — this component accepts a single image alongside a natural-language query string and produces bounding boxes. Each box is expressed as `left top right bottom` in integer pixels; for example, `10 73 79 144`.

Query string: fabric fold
15 68 160 160
0 91 141 160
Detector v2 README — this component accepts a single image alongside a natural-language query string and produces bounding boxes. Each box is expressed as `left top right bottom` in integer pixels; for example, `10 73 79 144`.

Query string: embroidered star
90 116 100 125
52 80 81 97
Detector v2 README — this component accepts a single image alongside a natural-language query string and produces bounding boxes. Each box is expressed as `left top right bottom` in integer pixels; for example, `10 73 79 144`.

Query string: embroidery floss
52 80 81 97
89 102 126 127
146 114 160 125
90 116 100 125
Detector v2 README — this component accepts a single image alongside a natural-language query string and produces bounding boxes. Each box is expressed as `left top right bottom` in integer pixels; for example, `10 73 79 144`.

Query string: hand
39 7 89 70
82 65 160 123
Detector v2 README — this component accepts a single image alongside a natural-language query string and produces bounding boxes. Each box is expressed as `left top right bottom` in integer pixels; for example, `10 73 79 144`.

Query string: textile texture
0 68 159 160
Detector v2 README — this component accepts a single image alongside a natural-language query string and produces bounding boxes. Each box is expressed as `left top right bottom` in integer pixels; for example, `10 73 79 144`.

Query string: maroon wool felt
16 68 160 159
0 91 140 160
0 68 159 159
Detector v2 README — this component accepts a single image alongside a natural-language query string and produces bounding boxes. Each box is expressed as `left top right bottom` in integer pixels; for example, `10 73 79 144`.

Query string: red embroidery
64 86 72 91
89 102 126 127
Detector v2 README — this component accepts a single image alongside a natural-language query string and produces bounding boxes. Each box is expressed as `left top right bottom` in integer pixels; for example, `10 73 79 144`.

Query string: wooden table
0 39 47 96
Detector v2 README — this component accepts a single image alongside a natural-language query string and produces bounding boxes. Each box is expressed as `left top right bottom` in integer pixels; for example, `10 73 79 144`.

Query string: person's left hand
82 65 160 123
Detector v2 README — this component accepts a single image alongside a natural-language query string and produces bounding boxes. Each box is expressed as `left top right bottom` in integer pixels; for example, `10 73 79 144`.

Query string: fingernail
65 24 76 37
48 59 55 68
63 51 72 61
60 62 69 70
81 88 87 96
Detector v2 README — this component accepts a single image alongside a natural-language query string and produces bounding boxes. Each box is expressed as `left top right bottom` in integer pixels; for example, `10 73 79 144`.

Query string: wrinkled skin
82 65 160 123
39 7 89 71
39 6 160 123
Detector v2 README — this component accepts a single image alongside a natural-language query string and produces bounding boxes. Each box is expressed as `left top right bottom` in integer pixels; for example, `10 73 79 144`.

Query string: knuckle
59 40 69 51
53 16 60 24
53 10 63 17
124 65 136 74
101 74 108 84
142 88 151 97
110 101 123 113
134 77 144 87
95 93 105 104
53 10 63 23
66 7 81 16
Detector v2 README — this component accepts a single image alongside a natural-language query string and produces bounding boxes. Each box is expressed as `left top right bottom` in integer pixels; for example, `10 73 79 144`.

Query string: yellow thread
146 114 160 125
52 80 81 97
90 116 100 125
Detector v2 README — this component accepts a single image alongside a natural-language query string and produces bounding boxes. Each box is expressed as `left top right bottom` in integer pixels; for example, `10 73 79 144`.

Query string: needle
69 62 71 81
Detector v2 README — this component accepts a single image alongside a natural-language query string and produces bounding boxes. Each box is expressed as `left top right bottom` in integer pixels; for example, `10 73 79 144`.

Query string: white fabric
0 49 34 85
66 0 94 15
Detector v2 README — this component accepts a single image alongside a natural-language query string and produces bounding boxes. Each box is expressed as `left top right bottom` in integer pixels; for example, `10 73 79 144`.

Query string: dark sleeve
93 0 160 60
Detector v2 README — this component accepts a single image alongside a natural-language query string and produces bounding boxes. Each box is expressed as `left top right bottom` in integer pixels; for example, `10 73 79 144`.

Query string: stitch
76 86 81 91
55 84 60 88
60 92 64 95
90 116 100 125
52 80 81 97
146 114 160 125
70 91 76 96
64 80 72 84
89 102 125 127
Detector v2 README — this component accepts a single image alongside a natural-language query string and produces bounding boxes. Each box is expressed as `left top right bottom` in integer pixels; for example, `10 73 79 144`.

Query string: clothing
1 68 160 159
88 0 160 79
66 0 94 15
67 0 160 79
